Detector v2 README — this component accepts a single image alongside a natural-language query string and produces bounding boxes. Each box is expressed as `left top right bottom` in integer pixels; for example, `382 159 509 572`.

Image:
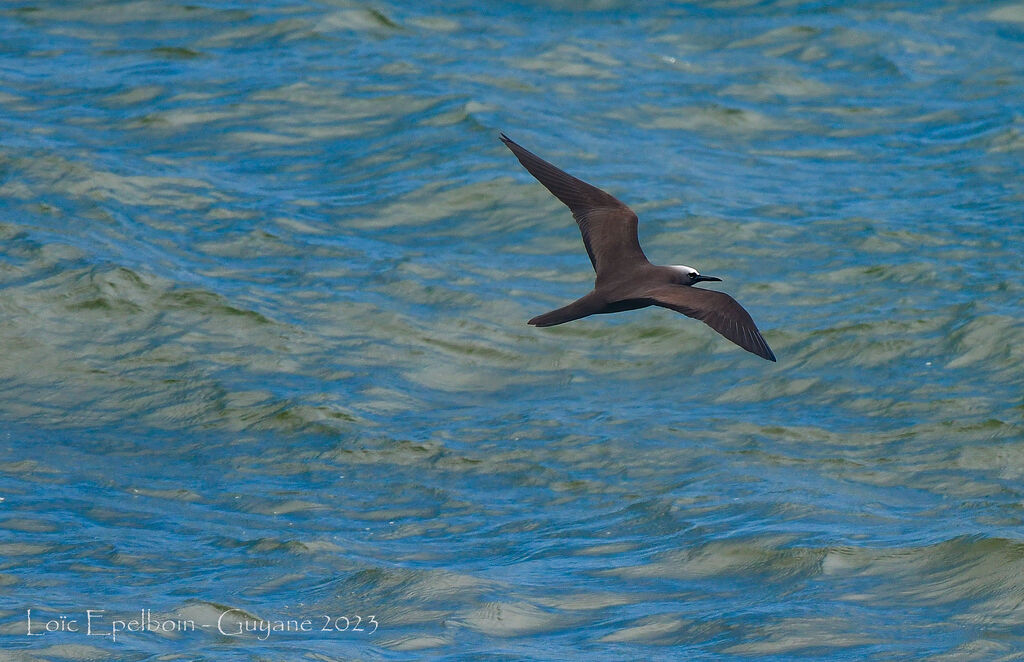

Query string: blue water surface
0 1 1022 659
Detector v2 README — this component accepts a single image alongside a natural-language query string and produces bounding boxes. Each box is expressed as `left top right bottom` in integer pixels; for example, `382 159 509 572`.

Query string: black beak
694 275 722 283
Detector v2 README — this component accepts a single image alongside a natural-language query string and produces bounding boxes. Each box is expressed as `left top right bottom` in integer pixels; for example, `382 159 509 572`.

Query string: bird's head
670 265 722 286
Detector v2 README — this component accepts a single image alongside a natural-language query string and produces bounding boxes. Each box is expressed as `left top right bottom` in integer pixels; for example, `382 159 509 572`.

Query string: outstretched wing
646 285 776 361
501 134 649 277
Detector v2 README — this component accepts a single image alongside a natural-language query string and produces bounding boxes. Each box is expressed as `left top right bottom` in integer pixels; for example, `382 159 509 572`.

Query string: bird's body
501 133 776 362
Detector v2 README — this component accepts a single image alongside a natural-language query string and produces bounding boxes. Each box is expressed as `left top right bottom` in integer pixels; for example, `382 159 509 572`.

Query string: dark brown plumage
502 133 776 362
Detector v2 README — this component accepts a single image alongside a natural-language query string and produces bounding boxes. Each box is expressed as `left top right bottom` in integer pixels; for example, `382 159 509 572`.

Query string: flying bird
501 133 776 362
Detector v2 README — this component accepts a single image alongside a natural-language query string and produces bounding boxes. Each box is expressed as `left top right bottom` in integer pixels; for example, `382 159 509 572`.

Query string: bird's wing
645 285 776 361
501 134 649 277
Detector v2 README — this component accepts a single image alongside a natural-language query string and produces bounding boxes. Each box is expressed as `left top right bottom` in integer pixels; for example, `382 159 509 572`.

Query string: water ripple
0 0 1022 659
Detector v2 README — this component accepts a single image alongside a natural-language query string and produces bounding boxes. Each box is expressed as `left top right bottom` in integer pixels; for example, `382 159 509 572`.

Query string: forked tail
528 292 603 327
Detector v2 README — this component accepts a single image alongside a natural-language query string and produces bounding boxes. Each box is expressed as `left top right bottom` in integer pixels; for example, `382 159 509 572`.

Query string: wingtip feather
755 335 777 362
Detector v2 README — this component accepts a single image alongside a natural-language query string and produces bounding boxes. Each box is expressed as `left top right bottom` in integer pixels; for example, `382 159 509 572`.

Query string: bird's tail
528 293 602 327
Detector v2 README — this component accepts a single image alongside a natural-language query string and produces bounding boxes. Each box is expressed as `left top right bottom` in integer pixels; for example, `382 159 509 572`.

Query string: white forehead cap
670 265 699 276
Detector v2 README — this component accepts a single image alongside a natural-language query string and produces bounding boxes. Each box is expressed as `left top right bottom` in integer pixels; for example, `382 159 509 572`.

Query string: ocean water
0 0 1022 659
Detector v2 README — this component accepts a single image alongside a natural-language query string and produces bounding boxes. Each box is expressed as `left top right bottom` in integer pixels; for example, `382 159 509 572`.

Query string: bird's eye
689 272 698 278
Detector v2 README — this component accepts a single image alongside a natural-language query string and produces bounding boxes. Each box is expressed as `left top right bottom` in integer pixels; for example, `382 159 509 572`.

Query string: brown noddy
501 133 776 362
